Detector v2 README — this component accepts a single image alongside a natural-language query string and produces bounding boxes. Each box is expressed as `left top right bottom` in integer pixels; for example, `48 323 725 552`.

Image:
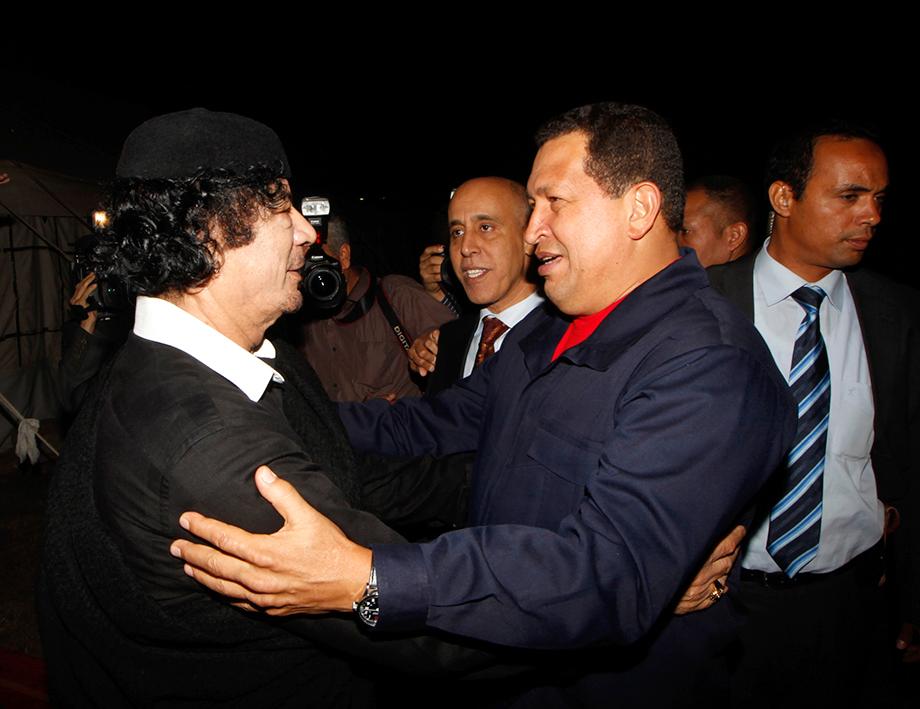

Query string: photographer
58 269 133 414
301 216 456 402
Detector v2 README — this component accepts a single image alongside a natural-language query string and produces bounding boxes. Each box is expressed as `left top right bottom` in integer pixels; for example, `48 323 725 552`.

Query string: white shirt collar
480 291 545 328
754 238 846 312
133 295 284 402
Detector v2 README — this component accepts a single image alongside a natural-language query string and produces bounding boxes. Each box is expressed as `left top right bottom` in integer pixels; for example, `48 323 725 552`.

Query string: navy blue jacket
340 255 795 659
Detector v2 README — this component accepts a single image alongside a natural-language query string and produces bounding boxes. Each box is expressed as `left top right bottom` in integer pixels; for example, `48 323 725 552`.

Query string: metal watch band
353 564 379 628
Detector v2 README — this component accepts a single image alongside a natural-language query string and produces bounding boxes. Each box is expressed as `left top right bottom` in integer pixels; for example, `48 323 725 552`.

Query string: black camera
72 233 133 322
300 197 347 314
302 242 347 313
439 244 459 291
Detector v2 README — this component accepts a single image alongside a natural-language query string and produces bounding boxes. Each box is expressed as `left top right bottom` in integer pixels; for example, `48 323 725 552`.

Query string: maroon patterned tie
475 316 509 368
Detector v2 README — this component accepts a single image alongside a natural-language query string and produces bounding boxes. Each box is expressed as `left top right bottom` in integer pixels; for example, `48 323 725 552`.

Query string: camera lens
301 243 347 313
308 270 338 300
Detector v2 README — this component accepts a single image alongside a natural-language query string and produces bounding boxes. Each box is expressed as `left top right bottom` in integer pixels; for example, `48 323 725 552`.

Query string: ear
625 182 662 241
724 221 749 255
768 181 795 218
338 243 352 271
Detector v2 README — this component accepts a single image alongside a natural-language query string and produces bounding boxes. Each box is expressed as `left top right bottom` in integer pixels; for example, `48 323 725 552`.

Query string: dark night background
4 46 917 288
2 38 918 706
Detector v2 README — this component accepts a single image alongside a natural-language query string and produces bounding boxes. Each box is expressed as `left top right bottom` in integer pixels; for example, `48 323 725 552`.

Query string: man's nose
862 197 882 227
524 207 545 246
292 207 316 245
459 232 479 257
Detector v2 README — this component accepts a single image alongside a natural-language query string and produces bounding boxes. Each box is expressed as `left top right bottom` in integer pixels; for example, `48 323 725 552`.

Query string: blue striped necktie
767 285 830 577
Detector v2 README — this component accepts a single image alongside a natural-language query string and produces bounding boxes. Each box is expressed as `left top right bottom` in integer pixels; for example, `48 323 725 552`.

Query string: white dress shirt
742 242 884 574
462 292 545 378
133 295 283 403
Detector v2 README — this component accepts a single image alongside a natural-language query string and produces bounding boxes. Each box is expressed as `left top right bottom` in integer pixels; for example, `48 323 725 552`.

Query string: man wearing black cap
38 108 489 706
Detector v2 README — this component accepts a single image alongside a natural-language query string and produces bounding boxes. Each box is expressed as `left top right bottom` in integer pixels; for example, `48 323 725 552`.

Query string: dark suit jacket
340 256 796 704
708 252 920 623
39 335 495 706
426 312 479 397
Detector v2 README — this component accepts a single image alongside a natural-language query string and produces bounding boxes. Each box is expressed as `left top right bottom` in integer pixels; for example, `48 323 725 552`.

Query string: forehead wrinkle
529 183 553 198
449 211 501 224
836 182 886 194
472 212 501 223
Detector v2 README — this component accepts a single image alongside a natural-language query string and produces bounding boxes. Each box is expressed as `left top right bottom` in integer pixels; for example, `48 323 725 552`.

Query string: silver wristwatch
353 564 379 628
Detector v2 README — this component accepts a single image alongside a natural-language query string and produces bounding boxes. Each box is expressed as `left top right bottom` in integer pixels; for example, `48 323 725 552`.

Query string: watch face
358 595 379 627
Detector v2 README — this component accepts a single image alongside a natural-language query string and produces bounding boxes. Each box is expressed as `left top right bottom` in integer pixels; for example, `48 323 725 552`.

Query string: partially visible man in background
679 174 755 267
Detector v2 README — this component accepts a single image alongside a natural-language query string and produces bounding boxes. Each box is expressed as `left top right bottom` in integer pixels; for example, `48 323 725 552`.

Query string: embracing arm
176 346 794 650
337 355 492 459
152 418 496 674
367 346 794 648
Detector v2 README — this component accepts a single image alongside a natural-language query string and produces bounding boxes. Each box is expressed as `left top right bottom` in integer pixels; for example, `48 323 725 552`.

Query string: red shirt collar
551 296 626 362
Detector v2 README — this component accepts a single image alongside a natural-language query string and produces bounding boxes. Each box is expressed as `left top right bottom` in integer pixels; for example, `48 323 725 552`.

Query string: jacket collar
133 295 282 402
520 251 710 375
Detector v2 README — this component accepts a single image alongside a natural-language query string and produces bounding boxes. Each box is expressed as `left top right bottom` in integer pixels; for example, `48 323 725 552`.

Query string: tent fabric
0 160 103 449
0 160 104 218
1 214 83 370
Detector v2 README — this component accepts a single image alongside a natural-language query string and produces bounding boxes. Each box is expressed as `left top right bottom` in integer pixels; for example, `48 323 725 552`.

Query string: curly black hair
535 103 685 233
91 165 290 296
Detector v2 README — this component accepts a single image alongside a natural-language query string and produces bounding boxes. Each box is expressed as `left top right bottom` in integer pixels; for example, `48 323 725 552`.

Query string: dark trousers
729 552 886 708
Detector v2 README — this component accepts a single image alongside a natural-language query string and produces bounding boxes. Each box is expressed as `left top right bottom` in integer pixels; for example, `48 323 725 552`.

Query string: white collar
480 291 545 328
133 295 284 402
754 239 846 312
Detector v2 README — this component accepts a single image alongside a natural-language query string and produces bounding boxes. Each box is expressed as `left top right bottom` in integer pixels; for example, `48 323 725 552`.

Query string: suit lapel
448 313 480 381
706 251 756 319
844 271 898 432
426 313 479 396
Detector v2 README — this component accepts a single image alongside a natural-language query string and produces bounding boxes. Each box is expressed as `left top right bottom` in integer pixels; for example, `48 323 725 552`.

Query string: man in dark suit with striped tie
706 122 920 704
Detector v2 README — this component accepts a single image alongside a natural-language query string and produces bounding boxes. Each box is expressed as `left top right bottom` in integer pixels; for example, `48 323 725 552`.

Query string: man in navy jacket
174 103 796 705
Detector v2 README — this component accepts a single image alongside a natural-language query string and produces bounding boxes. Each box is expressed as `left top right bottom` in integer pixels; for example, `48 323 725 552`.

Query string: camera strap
335 276 413 353
335 277 376 324
375 282 413 353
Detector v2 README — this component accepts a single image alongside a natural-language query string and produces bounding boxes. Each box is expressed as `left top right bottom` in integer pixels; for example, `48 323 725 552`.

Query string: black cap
116 107 291 180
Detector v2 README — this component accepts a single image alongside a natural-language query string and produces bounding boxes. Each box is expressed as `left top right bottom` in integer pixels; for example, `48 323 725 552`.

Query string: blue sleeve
337 357 492 458
371 345 795 649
